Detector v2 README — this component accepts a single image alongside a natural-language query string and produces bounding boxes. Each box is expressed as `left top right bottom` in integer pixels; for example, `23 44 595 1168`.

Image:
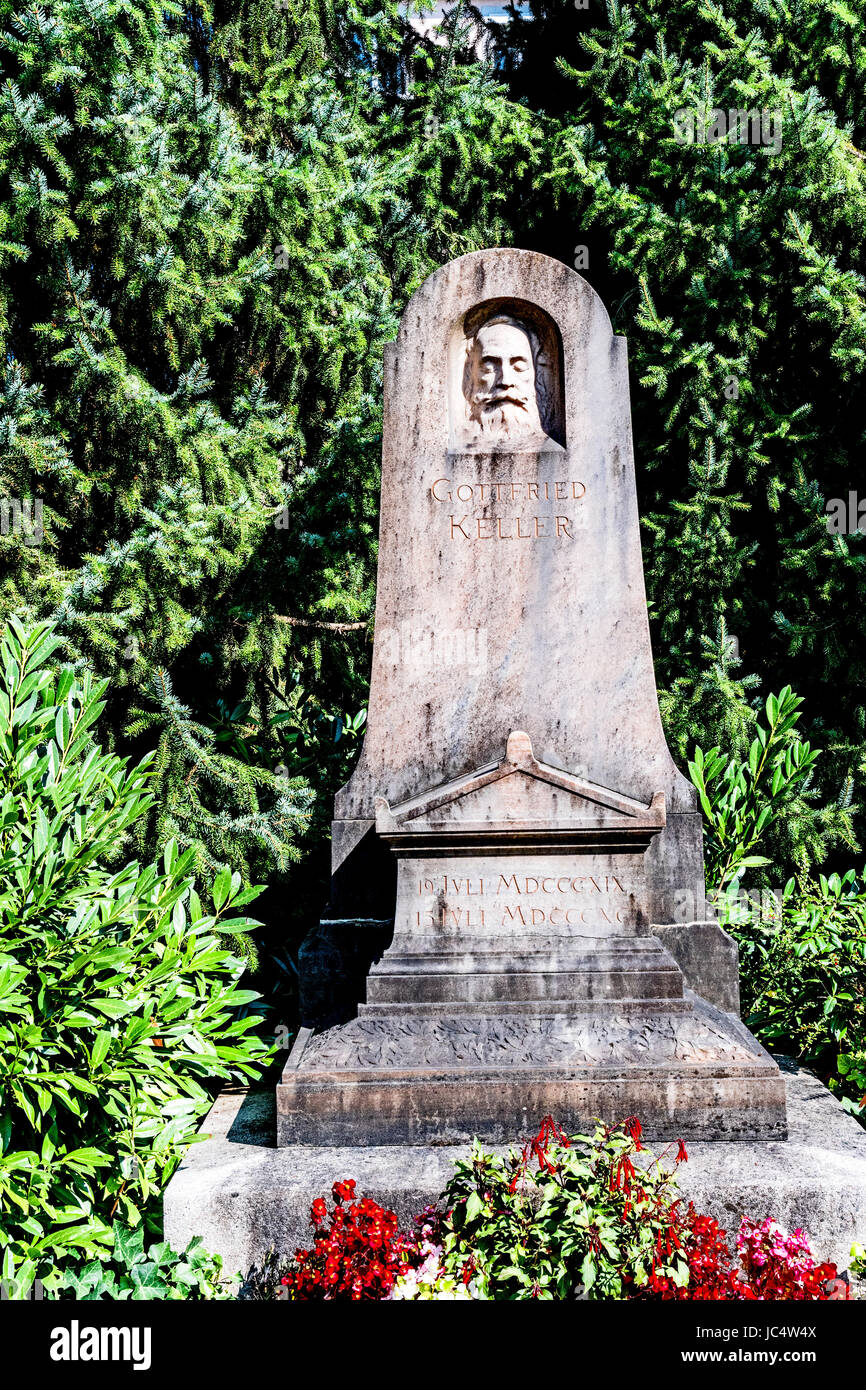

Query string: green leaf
464 1191 485 1223
212 867 232 912
113 1221 146 1268
90 1031 112 1068
64 1147 113 1169
90 999 137 1019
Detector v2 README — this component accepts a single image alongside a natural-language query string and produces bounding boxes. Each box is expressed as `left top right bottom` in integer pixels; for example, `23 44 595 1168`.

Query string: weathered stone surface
294 998 754 1072
164 1063 866 1279
654 920 741 1016
376 729 668 856
393 852 652 942
365 937 685 1005
278 991 785 1145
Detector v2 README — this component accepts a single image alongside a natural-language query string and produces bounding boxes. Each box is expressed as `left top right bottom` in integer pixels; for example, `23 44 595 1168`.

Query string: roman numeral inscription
420 874 627 894
398 856 638 937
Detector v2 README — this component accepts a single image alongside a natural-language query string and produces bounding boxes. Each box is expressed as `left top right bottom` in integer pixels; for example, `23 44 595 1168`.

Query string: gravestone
277 248 786 1144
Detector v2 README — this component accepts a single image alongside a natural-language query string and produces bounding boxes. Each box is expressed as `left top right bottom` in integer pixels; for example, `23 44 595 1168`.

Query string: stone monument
277 248 786 1145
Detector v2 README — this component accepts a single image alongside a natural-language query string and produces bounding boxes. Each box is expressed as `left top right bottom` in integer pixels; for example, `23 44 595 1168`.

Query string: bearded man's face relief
466 318 550 448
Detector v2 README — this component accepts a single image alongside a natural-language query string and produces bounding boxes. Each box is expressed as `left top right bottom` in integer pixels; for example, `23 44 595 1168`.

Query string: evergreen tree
0 0 536 950
490 0 866 872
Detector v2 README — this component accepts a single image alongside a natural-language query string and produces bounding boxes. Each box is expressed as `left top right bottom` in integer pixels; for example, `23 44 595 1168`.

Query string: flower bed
266 1116 853 1301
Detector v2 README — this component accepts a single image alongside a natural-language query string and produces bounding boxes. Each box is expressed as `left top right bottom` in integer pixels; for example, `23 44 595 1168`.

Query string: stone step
366 966 684 1004
366 936 685 1004
373 941 678 972
170 1066 866 1278
359 996 692 1017
386 931 661 954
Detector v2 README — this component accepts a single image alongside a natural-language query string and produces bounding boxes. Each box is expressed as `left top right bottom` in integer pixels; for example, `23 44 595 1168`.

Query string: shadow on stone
298 916 394 1029
225 1089 276 1148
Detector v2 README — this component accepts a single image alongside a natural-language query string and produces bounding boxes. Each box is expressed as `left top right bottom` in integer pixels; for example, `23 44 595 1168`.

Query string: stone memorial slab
277 248 786 1145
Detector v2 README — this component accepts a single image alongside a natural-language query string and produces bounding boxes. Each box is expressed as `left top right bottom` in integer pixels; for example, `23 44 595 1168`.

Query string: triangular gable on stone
375 730 665 852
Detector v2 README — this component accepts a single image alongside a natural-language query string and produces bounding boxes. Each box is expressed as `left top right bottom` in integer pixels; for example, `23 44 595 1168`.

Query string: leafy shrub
660 627 857 884
689 687 821 892
0 618 272 1289
727 869 866 1117
431 1115 692 1300
432 1116 843 1301
53 1221 236 1300
693 684 866 1121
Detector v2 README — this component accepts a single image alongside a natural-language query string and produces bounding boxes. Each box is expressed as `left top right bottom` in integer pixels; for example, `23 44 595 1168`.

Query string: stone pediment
374 730 665 854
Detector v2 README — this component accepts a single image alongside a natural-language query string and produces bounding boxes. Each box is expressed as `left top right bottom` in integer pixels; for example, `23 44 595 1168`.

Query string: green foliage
0 618 271 1286
5 0 865 909
659 616 762 765
687 686 845 889
0 0 538 918
729 868 866 1118
495 0 866 866
52 1223 236 1300
436 1118 689 1300
131 666 314 907
2 0 866 1168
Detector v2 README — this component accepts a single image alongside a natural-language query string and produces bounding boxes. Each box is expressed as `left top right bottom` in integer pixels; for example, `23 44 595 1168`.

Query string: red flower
676 1139 688 1164
283 1182 415 1300
624 1116 644 1150
611 1155 637 1193
634 1205 837 1302
528 1115 570 1173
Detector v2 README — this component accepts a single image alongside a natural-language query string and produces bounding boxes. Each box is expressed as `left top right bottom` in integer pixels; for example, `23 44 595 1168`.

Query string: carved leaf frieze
301 1011 760 1071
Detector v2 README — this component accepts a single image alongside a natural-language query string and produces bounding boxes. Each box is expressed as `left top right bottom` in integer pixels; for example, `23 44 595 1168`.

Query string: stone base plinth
163 1062 866 1279
365 936 684 1004
277 991 786 1145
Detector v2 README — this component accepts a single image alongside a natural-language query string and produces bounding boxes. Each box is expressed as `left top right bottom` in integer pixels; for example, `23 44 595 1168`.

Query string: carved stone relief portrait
449 298 565 452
